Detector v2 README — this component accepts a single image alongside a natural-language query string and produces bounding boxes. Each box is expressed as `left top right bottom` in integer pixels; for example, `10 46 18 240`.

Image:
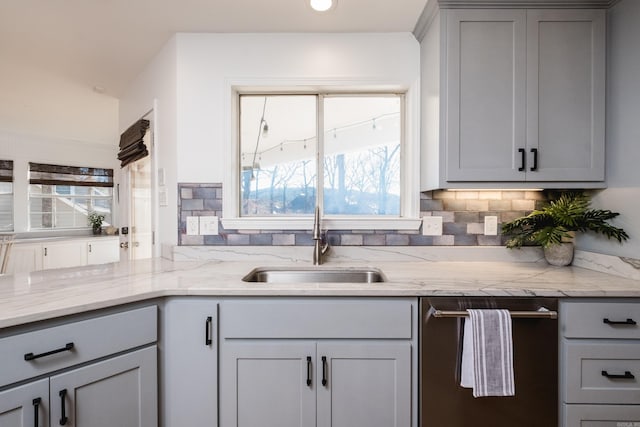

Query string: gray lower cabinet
0 306 158 427
0 379 49 427
560 299 640 426
221 340 411 427
161 298 218 427
49 346 157 427
219 298 417 427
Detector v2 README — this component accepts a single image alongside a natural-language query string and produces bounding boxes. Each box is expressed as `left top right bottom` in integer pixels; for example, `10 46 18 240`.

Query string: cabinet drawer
0 306 157 388
564 341 640 404
564 404 640 426
562 301 640 339
221 299 413 339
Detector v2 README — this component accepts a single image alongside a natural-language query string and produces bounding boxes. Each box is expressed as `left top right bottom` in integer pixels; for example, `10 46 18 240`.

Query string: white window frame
222 80 421 231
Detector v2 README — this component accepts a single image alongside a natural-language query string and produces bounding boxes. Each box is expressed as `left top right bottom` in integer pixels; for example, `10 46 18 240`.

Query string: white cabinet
560 299 640 426
420 7 606 189
42 240 86 270
0 306 157 427
219 298 416 427
86 239 119 265
161 298 218 427
7 237 119 274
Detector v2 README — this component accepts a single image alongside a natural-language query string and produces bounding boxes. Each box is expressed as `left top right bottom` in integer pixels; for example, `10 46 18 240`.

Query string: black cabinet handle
24 342 74 361
603 318 637 326
518 148 525 171
33 397 41 427
44 247 48 256
602 370 635 379
321 356 328 387
59 389 68 425
205 316 213 346
306 356 312 387
530 148 538 171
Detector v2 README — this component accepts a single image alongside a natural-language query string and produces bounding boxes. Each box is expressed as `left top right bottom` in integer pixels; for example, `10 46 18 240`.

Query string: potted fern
502 192 629 266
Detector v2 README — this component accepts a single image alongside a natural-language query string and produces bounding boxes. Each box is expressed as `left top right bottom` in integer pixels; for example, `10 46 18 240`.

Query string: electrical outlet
186 216 199 235
200 216 219 235
422 216 443 236
484 216 498 236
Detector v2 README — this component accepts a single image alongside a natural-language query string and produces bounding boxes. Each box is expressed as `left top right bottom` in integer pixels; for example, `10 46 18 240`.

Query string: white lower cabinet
219 298 417 427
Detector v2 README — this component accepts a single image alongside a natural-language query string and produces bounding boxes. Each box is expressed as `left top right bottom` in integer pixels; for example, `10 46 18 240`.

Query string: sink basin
242 267 386 283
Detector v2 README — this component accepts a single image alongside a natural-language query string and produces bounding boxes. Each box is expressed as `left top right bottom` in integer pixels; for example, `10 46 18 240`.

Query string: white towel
460 309 515 397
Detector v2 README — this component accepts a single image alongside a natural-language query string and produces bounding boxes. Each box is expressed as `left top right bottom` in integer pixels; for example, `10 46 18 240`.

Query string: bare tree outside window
239 94 402 217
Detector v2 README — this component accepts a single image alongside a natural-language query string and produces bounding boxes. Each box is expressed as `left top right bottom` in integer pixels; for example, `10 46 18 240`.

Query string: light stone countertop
1 254 640 329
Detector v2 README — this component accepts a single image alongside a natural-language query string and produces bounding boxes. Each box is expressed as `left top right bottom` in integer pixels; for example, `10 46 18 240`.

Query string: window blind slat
0 160 13 183
118 119 150 168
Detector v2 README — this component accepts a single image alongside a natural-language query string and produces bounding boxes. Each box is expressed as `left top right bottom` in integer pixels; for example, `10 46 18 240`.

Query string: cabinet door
49 346 157 427
446 9 527 182
0 379 49 427
317 342 411 427
6 243 43 274
162 299 218 427
220 341 316 427
526 10 605 182
42 241 86 270
86 239 119 265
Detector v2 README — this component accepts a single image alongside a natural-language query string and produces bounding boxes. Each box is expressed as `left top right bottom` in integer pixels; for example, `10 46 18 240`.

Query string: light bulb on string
262 120 269 138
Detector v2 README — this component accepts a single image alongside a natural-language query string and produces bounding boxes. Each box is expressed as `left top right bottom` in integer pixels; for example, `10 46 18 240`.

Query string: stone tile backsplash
178 183 546 246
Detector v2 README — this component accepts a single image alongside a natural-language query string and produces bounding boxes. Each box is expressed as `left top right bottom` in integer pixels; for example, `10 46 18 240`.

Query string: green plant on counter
501 191 629 249
87 211 105 233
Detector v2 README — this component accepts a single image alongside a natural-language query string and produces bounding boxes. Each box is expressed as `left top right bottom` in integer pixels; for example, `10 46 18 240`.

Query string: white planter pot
543 243 574 266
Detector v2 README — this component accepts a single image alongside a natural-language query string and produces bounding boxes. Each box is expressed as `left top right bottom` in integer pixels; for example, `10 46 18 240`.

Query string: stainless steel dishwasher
419 297 558 427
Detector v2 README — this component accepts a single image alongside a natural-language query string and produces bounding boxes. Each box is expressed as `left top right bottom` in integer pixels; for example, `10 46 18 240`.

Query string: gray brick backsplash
177 183 547 248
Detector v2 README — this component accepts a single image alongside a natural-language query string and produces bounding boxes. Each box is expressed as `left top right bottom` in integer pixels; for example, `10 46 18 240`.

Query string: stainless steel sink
242 267 386 283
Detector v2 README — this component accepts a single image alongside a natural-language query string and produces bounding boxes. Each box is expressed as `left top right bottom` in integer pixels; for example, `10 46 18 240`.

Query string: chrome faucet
312 207 329 265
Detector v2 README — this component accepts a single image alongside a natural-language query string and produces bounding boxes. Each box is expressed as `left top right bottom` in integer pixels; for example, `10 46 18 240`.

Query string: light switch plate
200 216 219 235
422 216 443 236
186 216 199 235
484 216 498 236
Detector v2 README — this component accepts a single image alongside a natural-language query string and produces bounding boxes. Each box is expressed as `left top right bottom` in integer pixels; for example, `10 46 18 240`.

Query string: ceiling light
309 0 335 12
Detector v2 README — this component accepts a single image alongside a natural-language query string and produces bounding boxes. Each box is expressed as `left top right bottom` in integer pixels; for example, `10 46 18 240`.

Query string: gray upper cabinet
420 7 606 189
445 9 527 182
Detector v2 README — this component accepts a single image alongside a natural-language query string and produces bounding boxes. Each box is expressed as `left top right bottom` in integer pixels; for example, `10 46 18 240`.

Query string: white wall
0 59 120 235
0 60 119 145
175 33 420 183
578 0 640 258
119 36 178 249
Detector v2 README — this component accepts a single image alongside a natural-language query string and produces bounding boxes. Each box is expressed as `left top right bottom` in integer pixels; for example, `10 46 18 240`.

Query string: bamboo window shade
118 119 150 167
0 160 13 183
29 163 114 187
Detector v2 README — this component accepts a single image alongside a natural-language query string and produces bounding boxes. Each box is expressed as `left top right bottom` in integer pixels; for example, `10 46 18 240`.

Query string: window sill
220 217 422 231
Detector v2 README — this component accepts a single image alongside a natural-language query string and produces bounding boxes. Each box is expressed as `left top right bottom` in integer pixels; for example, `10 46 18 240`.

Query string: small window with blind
28 163 114 230
0 160 13 231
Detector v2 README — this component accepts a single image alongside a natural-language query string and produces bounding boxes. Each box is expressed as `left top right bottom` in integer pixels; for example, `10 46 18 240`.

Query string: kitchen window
28 163 114 230
239 93 404 219
0 160 13 231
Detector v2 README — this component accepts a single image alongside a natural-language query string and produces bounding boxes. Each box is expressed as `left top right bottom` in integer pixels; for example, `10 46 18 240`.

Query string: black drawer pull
602 370 635 380
321 356 328 387
530 148 538 171
306 356 312 387
518 148 526 171
24 342 74 361
59 389 68 425
205 316 213 346
603 318 637 326
33 397 41 427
